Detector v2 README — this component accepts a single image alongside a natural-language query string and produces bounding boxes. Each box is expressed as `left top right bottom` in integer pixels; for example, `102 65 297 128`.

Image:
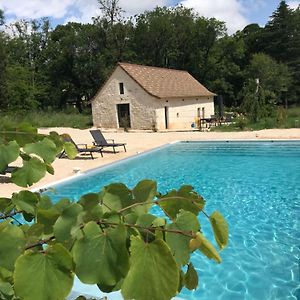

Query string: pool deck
1 127 300 197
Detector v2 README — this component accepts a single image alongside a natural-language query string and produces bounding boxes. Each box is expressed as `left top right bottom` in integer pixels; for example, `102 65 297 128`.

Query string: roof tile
119 62 215 98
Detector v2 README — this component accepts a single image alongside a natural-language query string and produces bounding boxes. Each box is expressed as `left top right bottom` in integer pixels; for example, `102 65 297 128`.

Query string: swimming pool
47 141 300 300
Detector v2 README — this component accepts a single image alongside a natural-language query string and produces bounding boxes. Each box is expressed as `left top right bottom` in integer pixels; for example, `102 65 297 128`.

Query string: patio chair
0 166 17 175
59 134 103 159
90 130 126 154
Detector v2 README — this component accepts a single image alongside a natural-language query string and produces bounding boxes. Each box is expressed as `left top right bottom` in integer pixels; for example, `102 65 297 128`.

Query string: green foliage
0 126 229 300
121 236 179 300
240 79 268 122
0 110 92 129
14 244 74 300
1 2 299 114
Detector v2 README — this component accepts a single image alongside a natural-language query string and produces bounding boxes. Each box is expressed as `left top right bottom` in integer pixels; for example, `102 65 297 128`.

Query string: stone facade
92 66 215 130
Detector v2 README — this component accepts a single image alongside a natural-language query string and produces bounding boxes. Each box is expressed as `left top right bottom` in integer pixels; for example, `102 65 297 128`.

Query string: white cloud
0 0 74 19
0 0 253 34
120 0 168 16
0 0 169 24
179 0 249 34
287 1 300 9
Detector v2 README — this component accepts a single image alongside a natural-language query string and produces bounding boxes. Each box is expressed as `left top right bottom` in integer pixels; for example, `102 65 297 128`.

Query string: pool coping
31 139 300 193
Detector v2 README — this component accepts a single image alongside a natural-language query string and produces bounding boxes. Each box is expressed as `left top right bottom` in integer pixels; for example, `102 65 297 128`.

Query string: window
119 82 124 94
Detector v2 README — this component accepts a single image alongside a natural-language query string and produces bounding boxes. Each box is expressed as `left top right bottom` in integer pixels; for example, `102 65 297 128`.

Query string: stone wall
92 66 158 130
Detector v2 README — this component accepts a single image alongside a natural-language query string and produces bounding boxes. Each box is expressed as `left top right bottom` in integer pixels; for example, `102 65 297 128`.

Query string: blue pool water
47 141 300 300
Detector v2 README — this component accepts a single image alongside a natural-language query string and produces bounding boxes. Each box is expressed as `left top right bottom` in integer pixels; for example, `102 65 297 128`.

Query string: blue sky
0 0 299 34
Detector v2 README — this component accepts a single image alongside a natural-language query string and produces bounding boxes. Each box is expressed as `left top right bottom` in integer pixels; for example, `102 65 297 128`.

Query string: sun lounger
89 130 126 154
0 166 17 175
59 134 103 159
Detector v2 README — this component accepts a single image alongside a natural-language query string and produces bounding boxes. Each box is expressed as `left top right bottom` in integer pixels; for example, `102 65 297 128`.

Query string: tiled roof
118 62 215 98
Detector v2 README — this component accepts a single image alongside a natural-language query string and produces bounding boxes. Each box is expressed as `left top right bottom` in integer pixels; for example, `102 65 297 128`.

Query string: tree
245 53 291 105
97 0 124 25
0 9 4 26
240 79 267 122
263 1 300 104
46 22 109 111
0 10 6 109
0 125 228 300
4 19 52 110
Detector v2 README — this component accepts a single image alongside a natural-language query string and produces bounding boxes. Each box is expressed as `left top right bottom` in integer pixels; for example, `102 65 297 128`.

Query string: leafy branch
0 126 229 300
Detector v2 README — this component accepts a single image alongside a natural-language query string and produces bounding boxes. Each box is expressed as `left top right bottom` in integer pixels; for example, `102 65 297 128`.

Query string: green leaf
136 213 156 227
121 236 179 300
0 224 25 271
36 207 60 235
78 193 103 222
24 137 58 163
12 191 39 215
0 124 41 146
14 244 74 300
11 157 46 187
132 180 157 214
0 141 19 172
152 217 166 227
100 183 134 213
166 210 200 266
184 263 198 290
189 232 222 263
54 203 83 242
158 185 205 219
0 266 13 282
0 198 13 214
46 163 55 175
26 223 44 240
210 211 229 250
73 222 129 286
124 212 138 225
0 281 14 299
63 141 77 159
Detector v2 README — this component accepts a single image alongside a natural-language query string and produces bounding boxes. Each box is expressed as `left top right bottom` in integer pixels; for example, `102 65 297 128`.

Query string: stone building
92 62 215 130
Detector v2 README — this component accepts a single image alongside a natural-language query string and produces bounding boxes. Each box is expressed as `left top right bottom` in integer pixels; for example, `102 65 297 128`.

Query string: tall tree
5 19 52 110
245 53 291 105
0 9 7 109
263 1 300 103
97 0 124 25
0 9 4 26
47 22 107 111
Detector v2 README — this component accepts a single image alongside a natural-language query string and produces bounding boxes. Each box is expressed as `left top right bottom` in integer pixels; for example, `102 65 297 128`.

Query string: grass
0 109 93 129
212 106 300 132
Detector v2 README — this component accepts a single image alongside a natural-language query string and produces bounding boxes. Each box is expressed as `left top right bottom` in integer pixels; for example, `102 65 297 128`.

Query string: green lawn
211 106 300 132
0 110 93 129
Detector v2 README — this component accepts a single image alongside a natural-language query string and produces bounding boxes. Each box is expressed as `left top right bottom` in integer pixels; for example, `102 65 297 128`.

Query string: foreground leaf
54 203 83 242
100 183 133 213
184 263 198 290
24 137 58 163
73 222 129 286
166 210 200 266
189 232 221 263
0 224 25 271
14 244 73 300
12 191 39 215
132 180 157 214
210 211 229 250
0 141 19 172
158 185 205 219
0 281 14 300
11 157 46 187
121 236 179 300
63 141 77 159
